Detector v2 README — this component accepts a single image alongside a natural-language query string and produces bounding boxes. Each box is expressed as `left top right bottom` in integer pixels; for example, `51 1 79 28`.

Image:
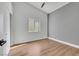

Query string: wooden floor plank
9 39 79 56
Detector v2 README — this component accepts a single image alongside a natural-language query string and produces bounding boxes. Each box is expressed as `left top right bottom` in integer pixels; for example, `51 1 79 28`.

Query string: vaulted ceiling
28 2 69 14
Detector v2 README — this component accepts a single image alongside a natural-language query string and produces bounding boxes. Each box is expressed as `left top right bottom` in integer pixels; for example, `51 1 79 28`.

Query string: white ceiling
28 2 69 14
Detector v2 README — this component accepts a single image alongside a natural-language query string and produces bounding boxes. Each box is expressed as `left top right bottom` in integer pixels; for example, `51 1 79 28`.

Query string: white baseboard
48 37 79 49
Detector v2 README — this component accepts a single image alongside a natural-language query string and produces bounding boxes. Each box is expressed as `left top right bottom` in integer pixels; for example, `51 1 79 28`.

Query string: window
28 17 40 32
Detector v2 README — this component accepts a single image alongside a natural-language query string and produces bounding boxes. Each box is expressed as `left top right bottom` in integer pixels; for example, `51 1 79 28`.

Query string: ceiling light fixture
41 2 45 8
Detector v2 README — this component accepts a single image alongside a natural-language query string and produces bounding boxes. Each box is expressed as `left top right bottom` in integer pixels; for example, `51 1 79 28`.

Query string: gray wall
11 2 47 45
49 2 79 45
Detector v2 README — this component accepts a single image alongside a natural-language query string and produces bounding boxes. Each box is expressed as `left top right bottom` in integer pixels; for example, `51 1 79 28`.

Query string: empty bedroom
0 2 79 56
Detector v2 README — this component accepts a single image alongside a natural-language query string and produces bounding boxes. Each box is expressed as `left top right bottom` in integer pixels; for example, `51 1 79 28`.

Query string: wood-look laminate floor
9 39 79 56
